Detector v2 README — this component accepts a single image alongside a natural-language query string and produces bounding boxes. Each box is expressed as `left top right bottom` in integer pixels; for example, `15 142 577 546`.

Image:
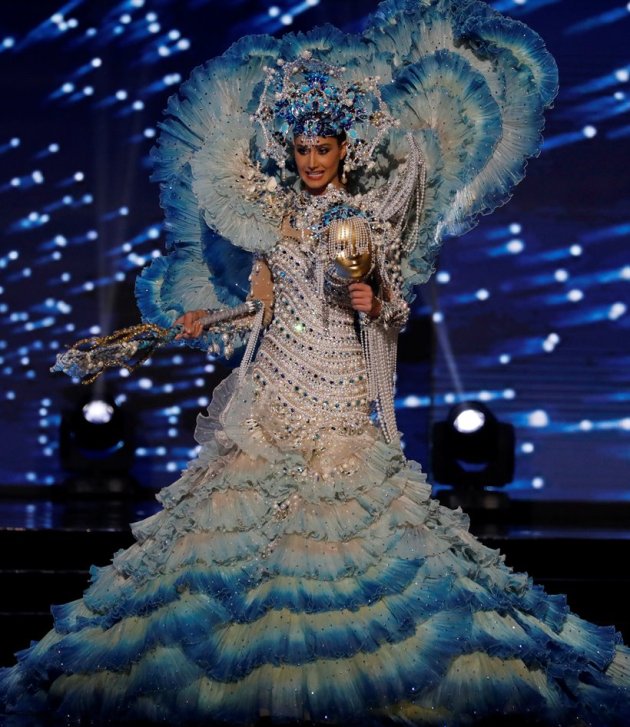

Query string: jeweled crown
253 52 396 174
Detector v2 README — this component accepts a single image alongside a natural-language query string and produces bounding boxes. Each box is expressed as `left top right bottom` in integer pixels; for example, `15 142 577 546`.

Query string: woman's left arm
348 281 409 329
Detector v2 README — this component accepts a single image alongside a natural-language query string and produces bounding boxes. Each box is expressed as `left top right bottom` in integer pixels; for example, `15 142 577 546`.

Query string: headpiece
253 52 396 175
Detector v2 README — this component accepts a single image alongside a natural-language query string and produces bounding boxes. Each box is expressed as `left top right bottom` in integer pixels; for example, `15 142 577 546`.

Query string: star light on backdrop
0 0 628 498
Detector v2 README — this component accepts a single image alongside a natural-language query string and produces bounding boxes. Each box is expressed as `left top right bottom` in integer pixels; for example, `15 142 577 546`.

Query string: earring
342 155 352 185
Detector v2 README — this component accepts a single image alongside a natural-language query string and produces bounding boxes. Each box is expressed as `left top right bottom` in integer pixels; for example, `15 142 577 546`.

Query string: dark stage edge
0 714 576 727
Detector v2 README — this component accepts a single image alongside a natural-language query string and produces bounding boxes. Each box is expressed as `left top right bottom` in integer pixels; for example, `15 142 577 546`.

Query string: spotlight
432 401 515 487
60 395 136 495
82 399 114 424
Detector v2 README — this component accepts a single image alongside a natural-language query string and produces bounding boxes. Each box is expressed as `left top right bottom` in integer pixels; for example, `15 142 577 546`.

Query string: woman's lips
306 171 324 179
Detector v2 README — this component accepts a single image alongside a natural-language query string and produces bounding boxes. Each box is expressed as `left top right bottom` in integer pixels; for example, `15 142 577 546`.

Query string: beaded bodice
252 236 371 451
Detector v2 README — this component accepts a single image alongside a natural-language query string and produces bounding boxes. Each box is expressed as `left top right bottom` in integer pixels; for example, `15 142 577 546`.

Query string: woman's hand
348 282 381 318
174 310 207 339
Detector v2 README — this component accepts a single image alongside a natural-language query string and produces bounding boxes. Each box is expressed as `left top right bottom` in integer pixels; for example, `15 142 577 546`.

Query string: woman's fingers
348 283 372 299
348 282 374 312
174 310 206 339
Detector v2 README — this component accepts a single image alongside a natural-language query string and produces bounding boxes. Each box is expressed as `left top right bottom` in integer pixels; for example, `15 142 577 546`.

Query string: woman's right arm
174 256 274 339
249 255 274 327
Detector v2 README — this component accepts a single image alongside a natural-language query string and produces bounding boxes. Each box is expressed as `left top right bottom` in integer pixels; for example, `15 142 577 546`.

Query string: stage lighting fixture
60 395 136 495
432 401 515 487
82 399 114 424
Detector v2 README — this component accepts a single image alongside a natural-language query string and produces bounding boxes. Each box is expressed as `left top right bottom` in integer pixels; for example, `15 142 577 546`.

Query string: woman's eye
294 145 330 155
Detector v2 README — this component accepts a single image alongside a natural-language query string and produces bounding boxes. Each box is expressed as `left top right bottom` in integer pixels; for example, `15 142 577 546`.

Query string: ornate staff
325 215 398 444
51 301 261 384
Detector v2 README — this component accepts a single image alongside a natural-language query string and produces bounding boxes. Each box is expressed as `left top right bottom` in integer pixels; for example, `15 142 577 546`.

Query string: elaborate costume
2 0 629 724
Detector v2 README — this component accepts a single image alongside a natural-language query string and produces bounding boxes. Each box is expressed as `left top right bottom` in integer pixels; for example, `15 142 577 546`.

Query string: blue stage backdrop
0 0 628 498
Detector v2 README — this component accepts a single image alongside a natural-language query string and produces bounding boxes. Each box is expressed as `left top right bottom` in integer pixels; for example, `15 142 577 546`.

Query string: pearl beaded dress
252 237 373 452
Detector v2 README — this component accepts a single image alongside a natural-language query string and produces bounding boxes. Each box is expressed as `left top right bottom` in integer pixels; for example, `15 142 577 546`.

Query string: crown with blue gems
253 51 396 174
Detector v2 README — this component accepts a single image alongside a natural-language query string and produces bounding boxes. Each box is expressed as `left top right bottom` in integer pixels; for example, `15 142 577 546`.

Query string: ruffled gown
1 235 629 726
3 0 629 722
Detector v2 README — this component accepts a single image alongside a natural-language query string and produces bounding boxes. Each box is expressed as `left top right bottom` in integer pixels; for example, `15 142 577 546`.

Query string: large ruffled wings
138 0 558 336
136 35 284 350
366 0 558 295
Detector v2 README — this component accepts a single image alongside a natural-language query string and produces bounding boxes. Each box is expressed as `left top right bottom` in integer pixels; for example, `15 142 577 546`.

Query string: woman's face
293 136 347 195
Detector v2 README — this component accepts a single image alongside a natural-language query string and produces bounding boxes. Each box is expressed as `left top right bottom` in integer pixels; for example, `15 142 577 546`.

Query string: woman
177 135 382 337
2 1 629 724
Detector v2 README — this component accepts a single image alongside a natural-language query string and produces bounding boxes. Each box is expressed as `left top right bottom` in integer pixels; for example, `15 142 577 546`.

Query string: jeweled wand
51 301 261 384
